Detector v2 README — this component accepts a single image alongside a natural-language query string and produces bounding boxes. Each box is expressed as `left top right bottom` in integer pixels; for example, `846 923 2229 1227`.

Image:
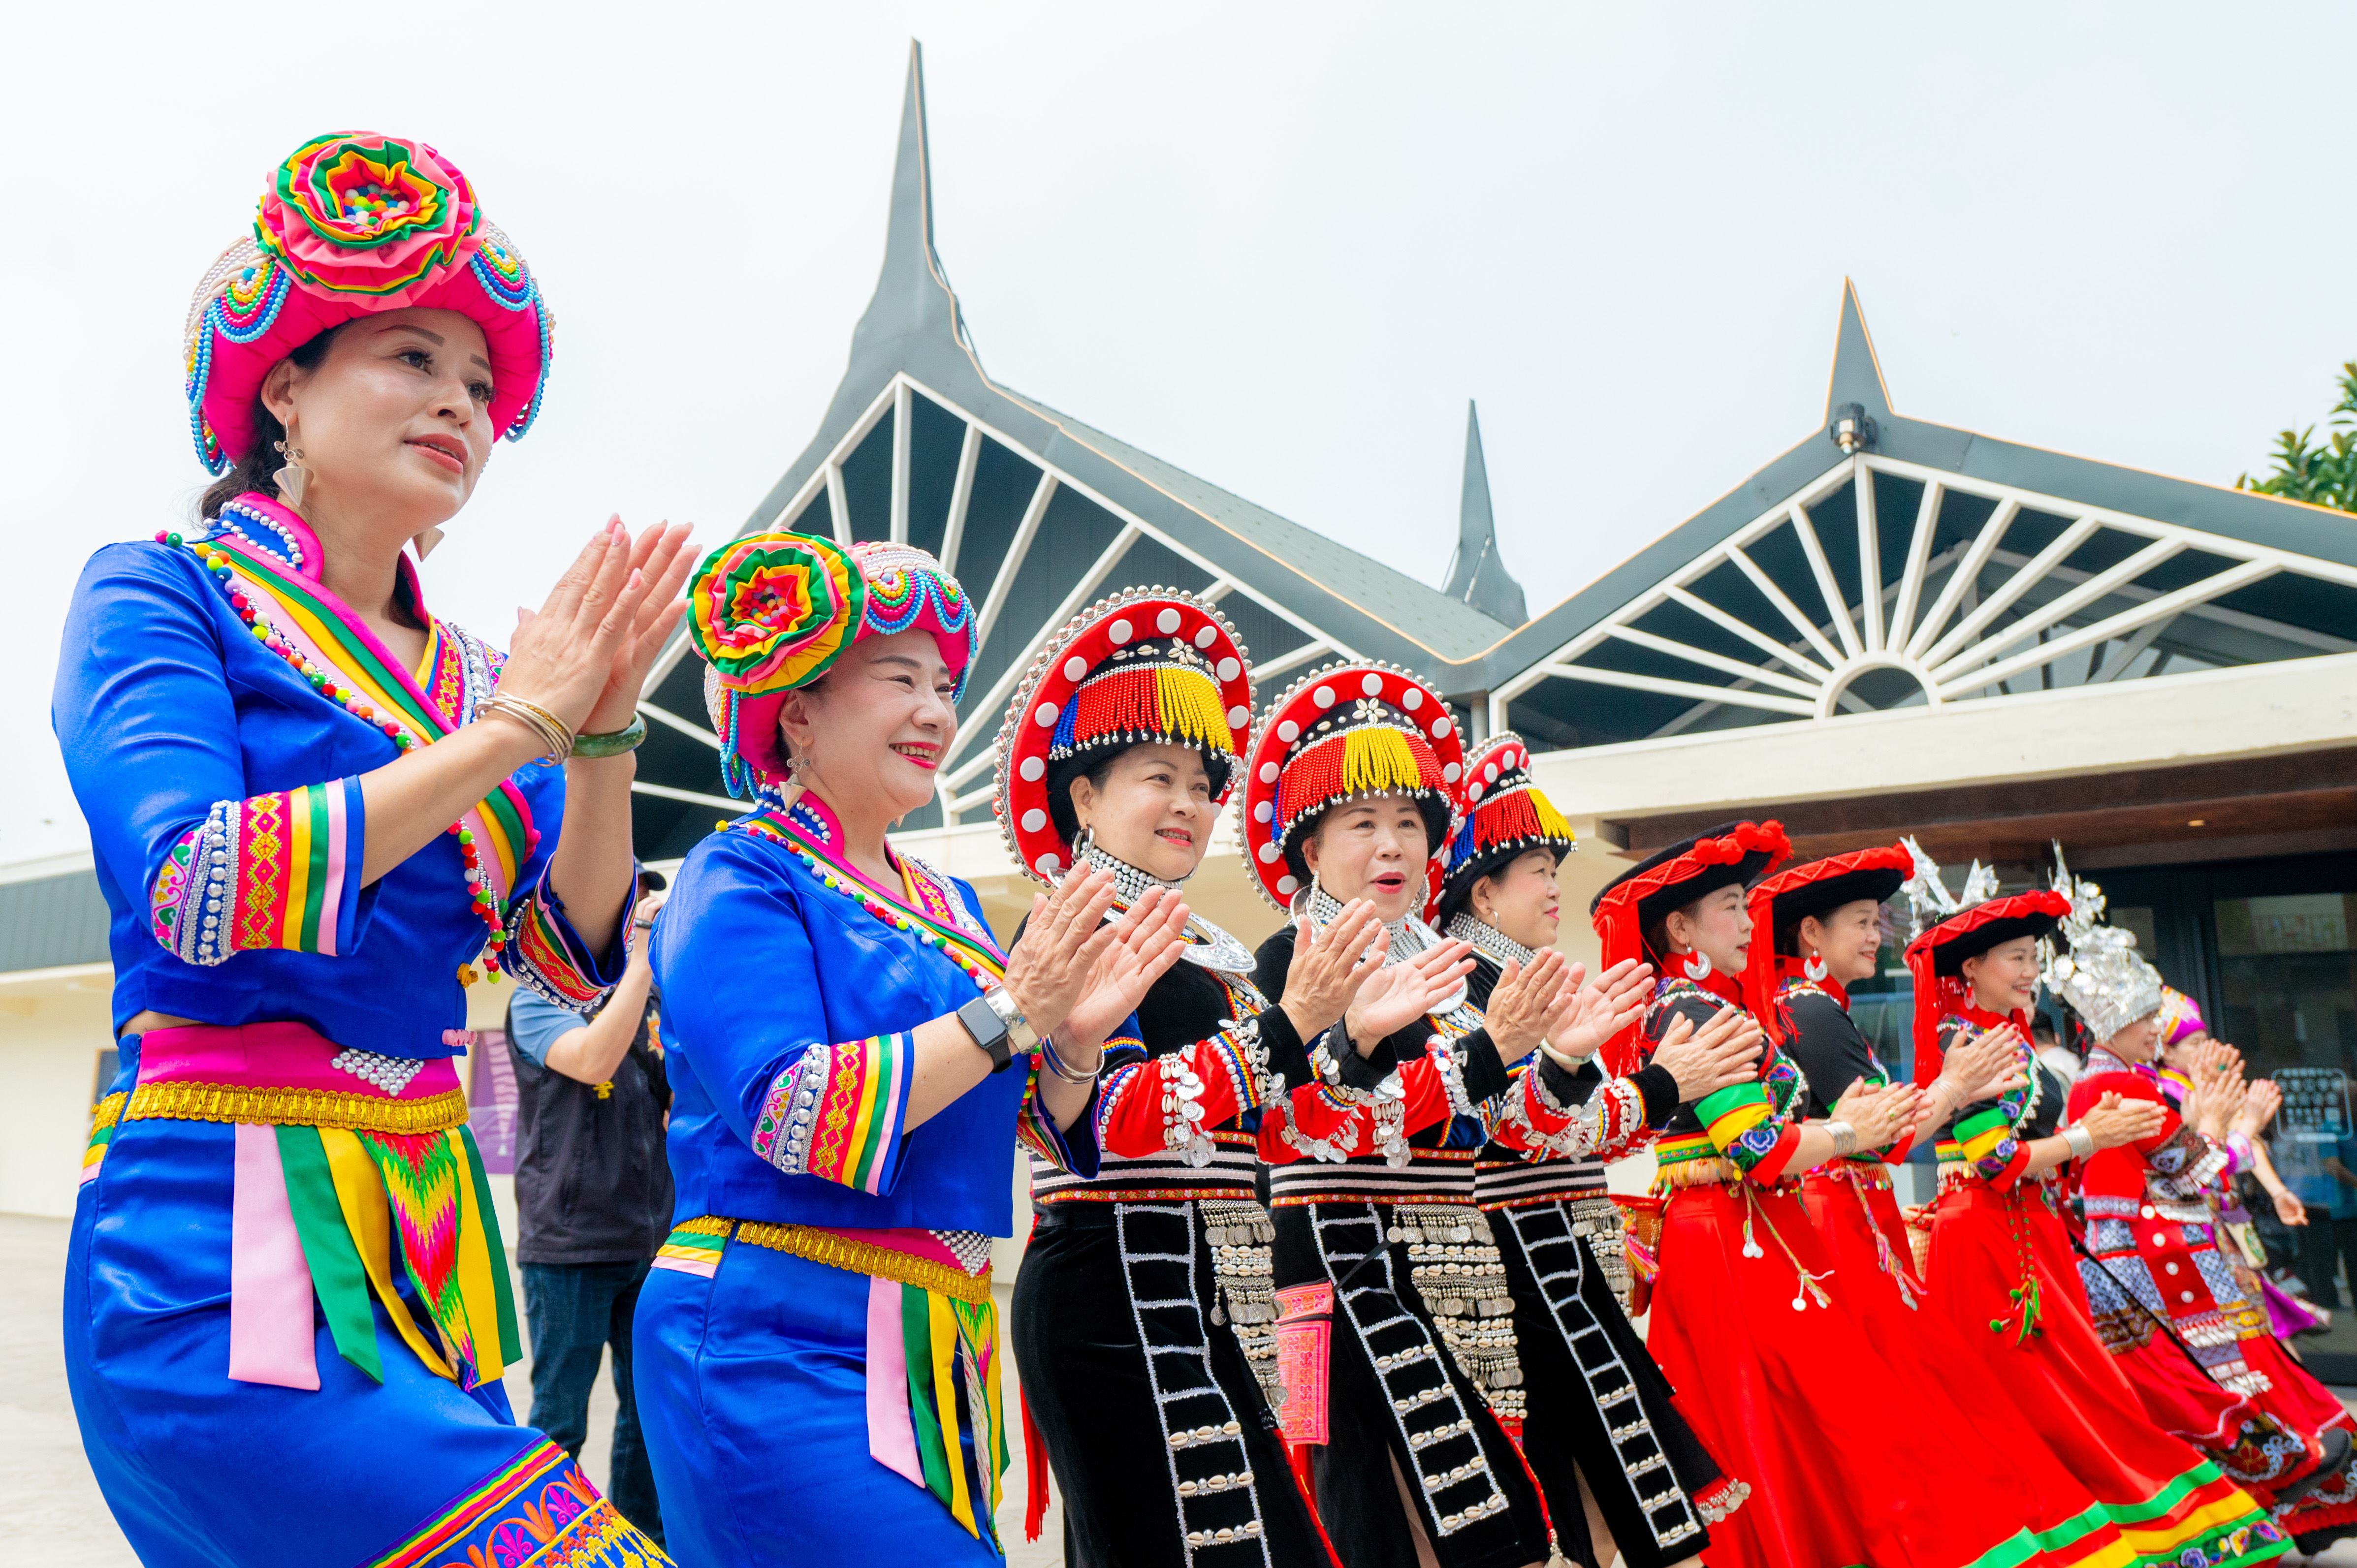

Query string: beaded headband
1238 662 1464 911
185 131 552 475
688 532 974 797
1587 820 1790 1074
1429 734 1575 924
1739 843 1911 1043
991 589 1253 885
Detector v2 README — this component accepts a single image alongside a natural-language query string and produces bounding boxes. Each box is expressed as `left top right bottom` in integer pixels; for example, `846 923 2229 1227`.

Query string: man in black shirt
507 871 674 1546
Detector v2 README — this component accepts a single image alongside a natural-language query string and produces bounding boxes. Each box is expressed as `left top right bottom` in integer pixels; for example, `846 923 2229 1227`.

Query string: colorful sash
652 1217 1006 1545
203 533 536 903
103 1022 519 1392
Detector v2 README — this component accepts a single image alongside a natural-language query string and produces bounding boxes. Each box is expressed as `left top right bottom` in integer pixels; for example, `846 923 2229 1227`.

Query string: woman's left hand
2274 1187 2310 1227
1055 887 1190 1051
577 521 697 736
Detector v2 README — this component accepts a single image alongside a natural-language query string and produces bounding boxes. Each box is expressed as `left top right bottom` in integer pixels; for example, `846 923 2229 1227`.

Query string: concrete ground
10 1206 2357 1566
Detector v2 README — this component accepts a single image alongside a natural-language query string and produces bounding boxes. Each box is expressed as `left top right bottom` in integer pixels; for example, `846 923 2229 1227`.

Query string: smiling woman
54 131 684 1568
636 535 1184 1566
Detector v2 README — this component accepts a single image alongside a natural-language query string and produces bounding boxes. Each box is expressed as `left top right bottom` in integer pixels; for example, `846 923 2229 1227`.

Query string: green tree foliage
2237 363 2357 512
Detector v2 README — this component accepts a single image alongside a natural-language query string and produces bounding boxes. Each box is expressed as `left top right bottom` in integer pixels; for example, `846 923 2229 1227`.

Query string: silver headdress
2039 844 2163 1043
1899 836 2000 937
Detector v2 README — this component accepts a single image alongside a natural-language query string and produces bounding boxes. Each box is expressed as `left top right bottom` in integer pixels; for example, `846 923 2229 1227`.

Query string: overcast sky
8 3 2355 864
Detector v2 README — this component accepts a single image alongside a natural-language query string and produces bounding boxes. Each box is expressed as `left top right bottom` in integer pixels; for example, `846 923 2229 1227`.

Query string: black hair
1281 794 1449 889
196 327 341 521
1046 748 1126 845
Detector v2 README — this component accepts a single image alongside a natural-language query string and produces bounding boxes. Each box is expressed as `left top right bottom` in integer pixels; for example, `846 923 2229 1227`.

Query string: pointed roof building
1444 403 1527 626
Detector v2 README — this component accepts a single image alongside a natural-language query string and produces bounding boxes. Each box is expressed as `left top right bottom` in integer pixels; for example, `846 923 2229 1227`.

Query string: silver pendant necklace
1072 837 1257 976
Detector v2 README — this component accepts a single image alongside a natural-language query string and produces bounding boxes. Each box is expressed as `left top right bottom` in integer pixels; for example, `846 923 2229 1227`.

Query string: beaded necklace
159 515 513 976
729 800 1007 991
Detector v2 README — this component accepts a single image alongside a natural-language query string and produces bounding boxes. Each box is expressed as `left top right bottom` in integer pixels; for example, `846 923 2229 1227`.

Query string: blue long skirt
635 1236 1004 1565
65 1043 669 1568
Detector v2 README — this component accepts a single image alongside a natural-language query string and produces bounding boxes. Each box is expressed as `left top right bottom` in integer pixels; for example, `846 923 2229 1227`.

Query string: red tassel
1021 1388 1050 1542
1907 943 1944 1088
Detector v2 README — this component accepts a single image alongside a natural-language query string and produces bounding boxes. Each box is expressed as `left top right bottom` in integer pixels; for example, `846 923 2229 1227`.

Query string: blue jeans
522 1260 663 1546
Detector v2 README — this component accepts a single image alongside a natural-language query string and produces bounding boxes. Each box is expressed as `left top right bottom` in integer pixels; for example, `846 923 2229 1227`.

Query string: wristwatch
956 990 1030 1073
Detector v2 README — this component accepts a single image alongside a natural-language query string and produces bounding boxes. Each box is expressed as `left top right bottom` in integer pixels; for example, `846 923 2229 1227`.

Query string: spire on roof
850 40 973 362
1444 401 1528 626
1824 277 1893 430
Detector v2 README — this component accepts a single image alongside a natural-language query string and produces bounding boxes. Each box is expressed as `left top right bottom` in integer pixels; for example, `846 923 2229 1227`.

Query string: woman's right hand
1938 1025 2025 1105
1482 949 1575 1066
1341 941 1475 1057
1832 1075 1920 1151
1650 1005 1765 1103
2077 1091 2169 1152
1000 867 1122 1041
1278 900 1386 1041
496 521 672 732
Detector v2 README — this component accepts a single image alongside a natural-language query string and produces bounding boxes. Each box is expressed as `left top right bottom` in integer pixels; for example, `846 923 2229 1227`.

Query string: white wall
0 966 116 1218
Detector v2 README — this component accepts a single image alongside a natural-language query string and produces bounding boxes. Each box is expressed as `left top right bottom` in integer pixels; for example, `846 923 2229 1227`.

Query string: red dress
1646 979 2288 1567
1776 983 2287 1568
2069 1046 2357 1552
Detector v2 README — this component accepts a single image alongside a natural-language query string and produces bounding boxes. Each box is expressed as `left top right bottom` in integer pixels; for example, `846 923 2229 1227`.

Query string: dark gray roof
0 870 111 973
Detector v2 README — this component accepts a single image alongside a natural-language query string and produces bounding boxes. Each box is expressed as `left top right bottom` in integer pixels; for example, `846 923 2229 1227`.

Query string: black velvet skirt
1270 1201 1559 1568
1012 1200 1330 1567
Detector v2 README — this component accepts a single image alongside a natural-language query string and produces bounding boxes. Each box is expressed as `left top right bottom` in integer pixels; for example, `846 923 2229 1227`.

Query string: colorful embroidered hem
150 778 365 964
373 1437 671 1567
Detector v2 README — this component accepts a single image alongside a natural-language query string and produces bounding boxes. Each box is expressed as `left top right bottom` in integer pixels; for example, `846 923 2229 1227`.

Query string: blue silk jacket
52 495 623 1055
651 791 1095 1236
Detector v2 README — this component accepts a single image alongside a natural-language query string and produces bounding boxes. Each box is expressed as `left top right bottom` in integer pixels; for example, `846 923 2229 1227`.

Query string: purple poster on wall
467 1028 517 1175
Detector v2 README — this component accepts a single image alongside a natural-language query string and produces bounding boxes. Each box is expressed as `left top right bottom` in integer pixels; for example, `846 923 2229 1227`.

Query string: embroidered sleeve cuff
1746 1124 1806 1185
750 1033 916 1194
149 779 369 965
1018 1057 1101 1179
507 873 637 1010
1696 1080 1782 1168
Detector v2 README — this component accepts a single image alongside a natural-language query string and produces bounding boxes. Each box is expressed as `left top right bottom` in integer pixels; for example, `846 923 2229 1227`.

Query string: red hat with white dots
1238 662 1465 911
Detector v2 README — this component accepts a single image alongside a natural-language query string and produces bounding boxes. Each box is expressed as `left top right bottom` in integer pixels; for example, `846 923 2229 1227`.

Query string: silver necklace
1073 838 1257 976
1444 912 1533 972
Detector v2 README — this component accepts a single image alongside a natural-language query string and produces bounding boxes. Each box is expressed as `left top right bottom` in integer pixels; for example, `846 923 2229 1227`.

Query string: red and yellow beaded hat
1588 821 1791 1072
1740 843 1912 1042
184 131 553 474
991 589 1254 884
1429 733 1575 925
1239 662 1465 911
687 533 977 796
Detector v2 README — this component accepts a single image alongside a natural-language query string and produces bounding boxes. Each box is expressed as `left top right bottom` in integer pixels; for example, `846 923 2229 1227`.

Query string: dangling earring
1804 950 1829 982
1681 948 1713 981
1070 825 1095 868
272 440 311 509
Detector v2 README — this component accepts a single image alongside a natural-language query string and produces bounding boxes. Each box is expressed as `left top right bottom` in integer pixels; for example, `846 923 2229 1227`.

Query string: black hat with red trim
991 588 1253 884
1586 821 1792 1072
1238 663 1465 910
1741 842 1912 1040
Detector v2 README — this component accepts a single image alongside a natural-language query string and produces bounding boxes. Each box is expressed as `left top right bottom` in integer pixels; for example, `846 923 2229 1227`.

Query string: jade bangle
572 714 648 759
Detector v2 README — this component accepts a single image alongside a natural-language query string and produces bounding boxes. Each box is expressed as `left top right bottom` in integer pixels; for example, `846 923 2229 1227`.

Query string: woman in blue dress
638 530 1185 1565
56 133 689 1566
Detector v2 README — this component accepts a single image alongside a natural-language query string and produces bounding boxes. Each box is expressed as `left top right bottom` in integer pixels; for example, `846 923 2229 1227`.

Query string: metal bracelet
1825 1119 1858 1158
572 713 648 759
1039 1032 1100 1086
2063 1124 2097 1162
479 693 574 764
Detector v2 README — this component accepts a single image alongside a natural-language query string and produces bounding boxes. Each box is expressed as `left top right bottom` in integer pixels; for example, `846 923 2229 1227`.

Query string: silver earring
1070 826 1095 866
272 439 310 509
1803 950 1829 982
1681 948 1713 981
